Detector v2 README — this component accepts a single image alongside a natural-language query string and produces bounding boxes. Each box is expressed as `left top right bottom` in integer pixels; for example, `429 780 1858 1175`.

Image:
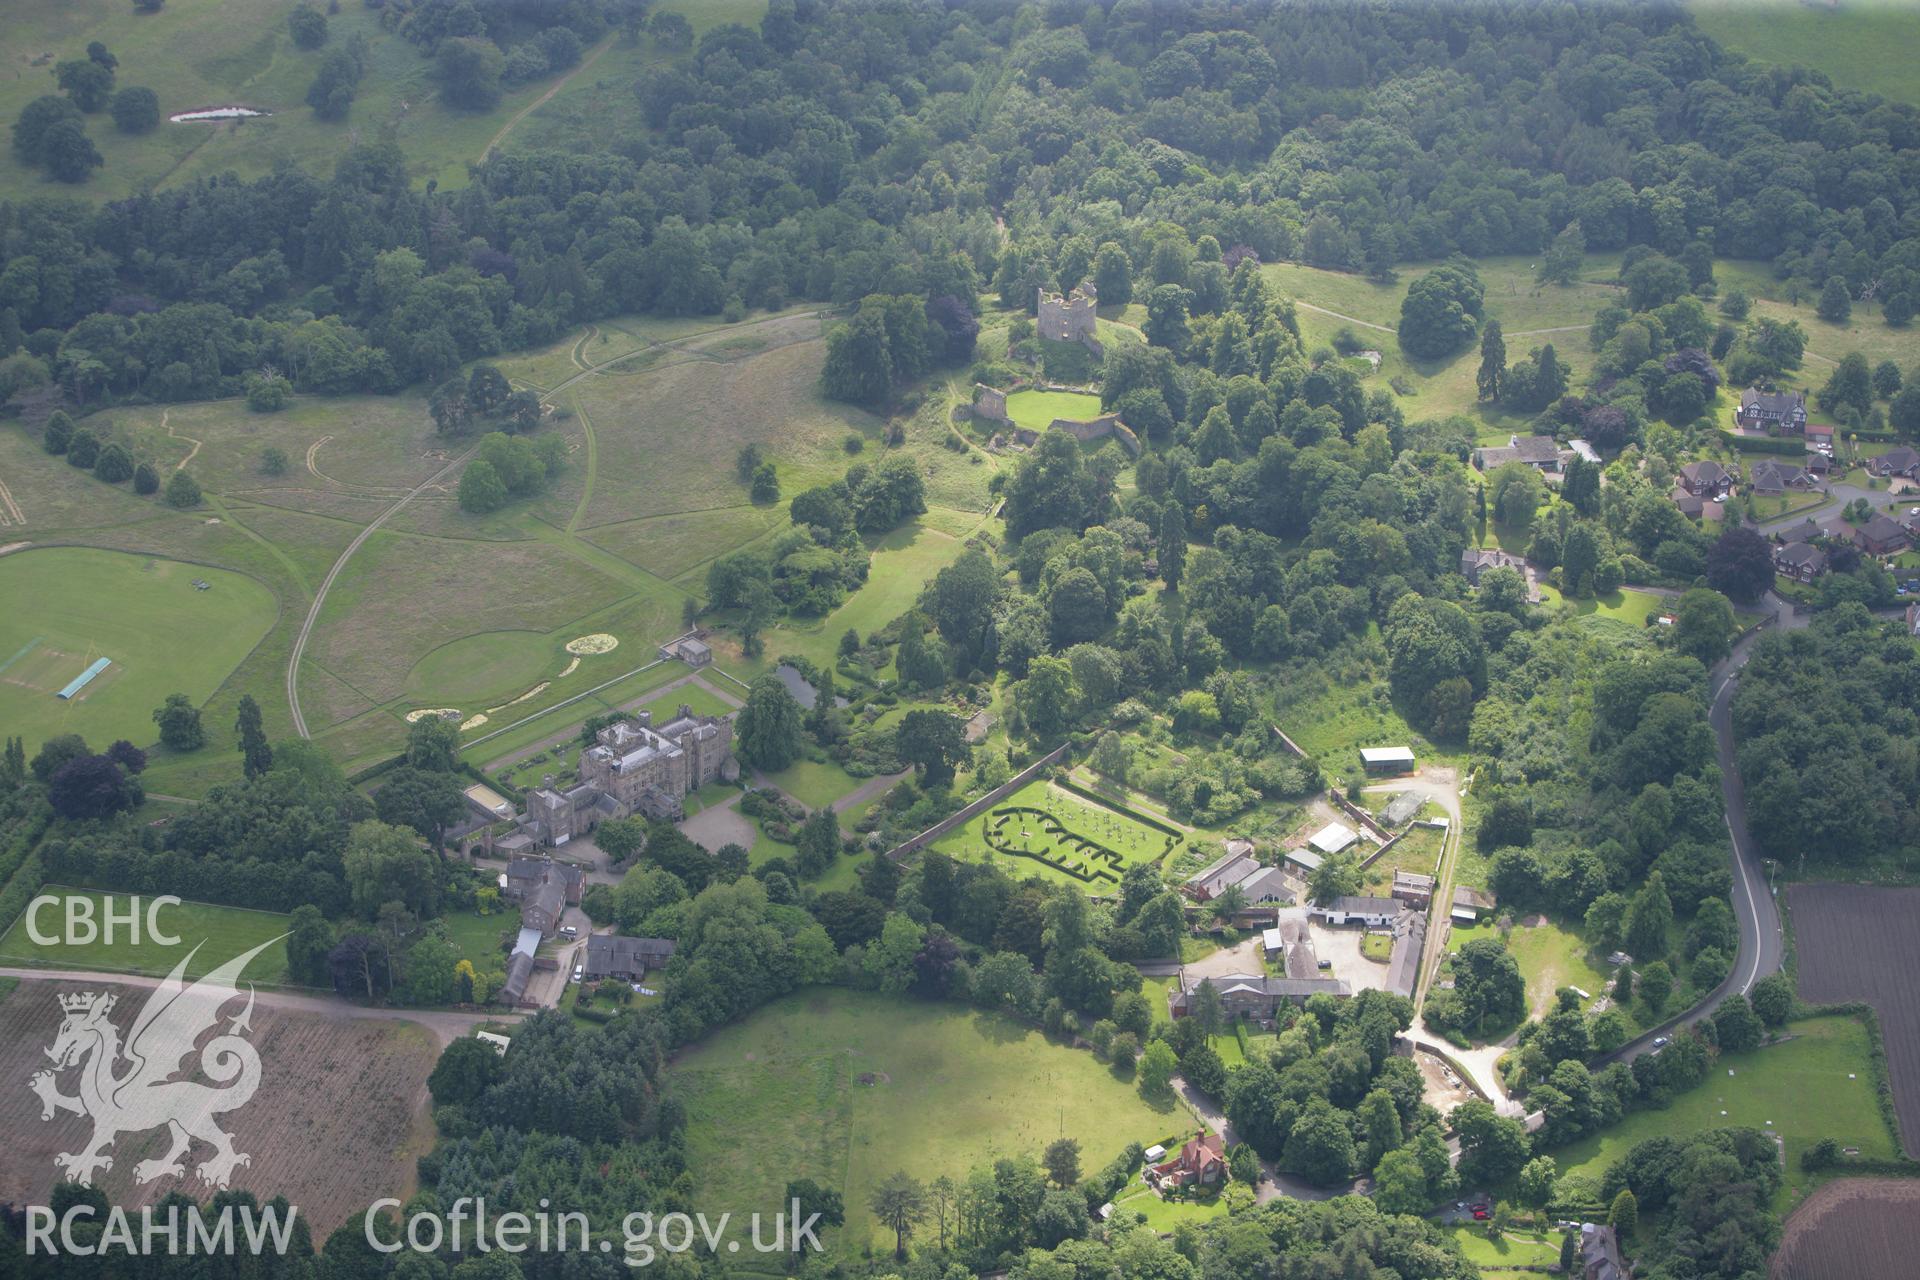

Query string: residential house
1473 435 1565 474
1736 387 1808 433
582 934 676 983
1579 1223 1628 1280
1167 972 1349 1022
1391 871 1436 909
1870 447 1920 479
1359 745 1415 774
502 857 585 936
1748 458 1815 494
1669 489 1723 522
1807 450 1833 477
1773 541 1828 583
1677 460 1734 498
1460 547 1528 587
1148 1135 1226 1190
1859 513 1913 557
1310 896 1404 928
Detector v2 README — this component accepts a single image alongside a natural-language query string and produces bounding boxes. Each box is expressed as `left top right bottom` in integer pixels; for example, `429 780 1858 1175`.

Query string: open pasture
0 547 277 750
1691 0 1920 106
1549 1015 1894 1211
932 778 1181 891
670 989 1181 1256
1791 882 1920 1156
0 977 437 1237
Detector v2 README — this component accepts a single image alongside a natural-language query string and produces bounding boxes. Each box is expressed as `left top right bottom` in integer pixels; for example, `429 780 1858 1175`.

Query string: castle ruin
1037 281 1102 355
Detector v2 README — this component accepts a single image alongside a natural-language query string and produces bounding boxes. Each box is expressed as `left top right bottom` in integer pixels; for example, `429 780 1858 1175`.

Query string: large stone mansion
518 706 737 846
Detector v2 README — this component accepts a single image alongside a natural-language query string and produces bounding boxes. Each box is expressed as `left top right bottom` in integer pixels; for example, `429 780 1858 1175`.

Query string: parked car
1651 1035 1670 1051
1471 1208 1489 1221
559 925 579 939
571 964 583 982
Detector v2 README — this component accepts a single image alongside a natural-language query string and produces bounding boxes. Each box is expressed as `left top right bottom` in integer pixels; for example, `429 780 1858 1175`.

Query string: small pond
773 663 849 709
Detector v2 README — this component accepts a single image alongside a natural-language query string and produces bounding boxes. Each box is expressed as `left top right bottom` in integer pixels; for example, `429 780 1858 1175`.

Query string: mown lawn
1548 1015 1894 1213
759 757 863 811
0 888 291 985
1004 389 1104 431
671 989 1184 1256
1446 1226 1565 1268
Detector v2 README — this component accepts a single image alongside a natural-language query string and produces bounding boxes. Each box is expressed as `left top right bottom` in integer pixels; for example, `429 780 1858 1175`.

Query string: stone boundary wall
885 743 1073 861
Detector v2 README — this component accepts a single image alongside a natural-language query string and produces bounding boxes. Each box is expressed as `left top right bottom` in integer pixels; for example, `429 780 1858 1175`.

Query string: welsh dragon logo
28 938 279 1188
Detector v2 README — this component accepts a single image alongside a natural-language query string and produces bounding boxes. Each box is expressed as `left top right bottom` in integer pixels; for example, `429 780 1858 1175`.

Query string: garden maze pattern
982 804 1180 887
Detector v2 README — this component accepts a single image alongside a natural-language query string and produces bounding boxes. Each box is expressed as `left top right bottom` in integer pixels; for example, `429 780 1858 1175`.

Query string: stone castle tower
1037 281 1100 349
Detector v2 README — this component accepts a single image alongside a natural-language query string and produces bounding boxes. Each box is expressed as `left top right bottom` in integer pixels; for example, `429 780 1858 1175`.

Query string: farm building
1452 884 1496 923
1359 746 1415 774
1391 871 1435 909
1377 791 1424 828
1167 972 1349 1023
1284 847 1323 876
582 934 676 983
1308 822 1358 856
1182 842 1297 905
1383 911 1426 999
1310 895 1403 927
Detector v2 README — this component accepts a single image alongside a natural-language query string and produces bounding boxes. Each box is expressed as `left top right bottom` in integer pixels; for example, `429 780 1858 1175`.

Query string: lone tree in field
1043 1137 1082 1187
735 673 804 770
869 1171 927 1261
153 693 205 751
235 694 272 779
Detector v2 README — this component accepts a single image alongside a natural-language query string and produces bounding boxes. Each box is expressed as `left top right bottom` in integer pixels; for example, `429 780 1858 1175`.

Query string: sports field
1549 1015 1894 1212
1003 389 1104 432
0 547 277 751
0 888 292 985
931 778 1182 891
671 989 1183 1255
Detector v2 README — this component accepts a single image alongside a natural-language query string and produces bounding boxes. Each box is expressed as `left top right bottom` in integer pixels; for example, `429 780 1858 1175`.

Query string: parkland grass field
0 0 765 202
0 547 277 750
671 989 1185 1257
0 888 293 985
